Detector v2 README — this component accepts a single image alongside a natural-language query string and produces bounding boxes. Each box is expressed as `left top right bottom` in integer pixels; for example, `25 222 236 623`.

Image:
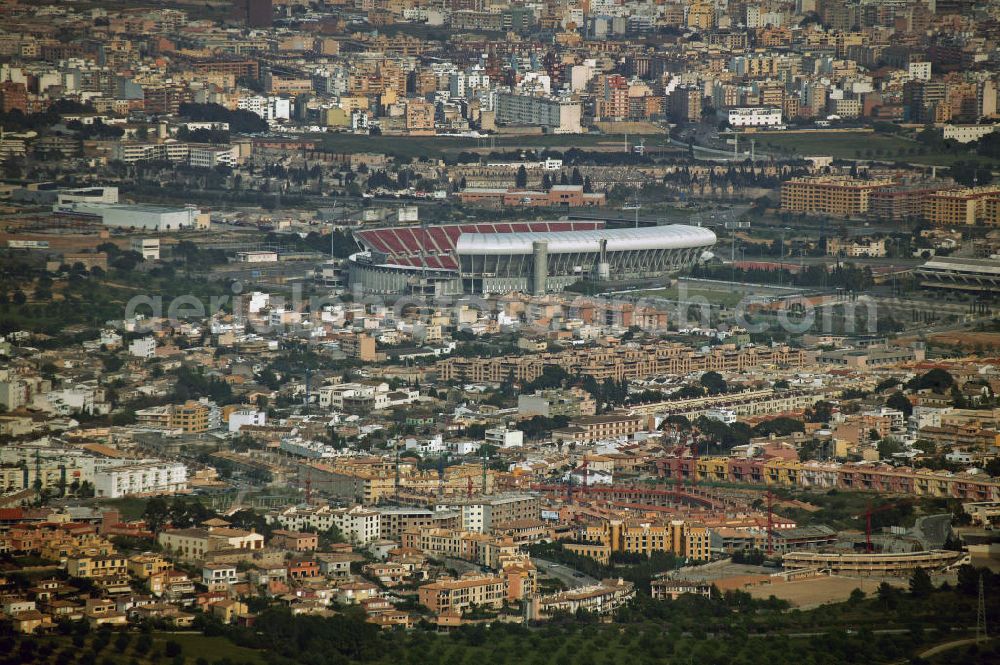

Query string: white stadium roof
455 224 717 256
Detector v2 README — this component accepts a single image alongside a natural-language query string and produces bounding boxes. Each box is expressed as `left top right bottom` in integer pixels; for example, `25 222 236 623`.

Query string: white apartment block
331 505 381 544
727 107 782 127
229 409 266 433
942 124 999 144
485 426 523 448
908 62 932 81
496 93 582 134
129 336 156 359
189 145 238 169
267 505 337 533
93 462 188 498
237 95 291 121
130 238 160 260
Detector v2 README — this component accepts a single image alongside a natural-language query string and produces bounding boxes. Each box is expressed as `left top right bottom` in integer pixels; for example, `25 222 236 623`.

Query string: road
915 514 953 550
442 557 483 576
917 637 985 659
533 558 598 589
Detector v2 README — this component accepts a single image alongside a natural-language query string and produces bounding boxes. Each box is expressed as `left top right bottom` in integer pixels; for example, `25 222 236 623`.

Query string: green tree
515 165 528 188
143 496 171 532
699 371 727 395
885 391 913 418
909 567 933 598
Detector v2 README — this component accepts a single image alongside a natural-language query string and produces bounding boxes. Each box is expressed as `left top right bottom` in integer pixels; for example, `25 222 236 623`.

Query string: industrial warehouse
346 221 717 295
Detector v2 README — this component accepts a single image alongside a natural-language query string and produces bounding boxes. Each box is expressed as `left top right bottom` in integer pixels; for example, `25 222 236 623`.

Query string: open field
26 631 267 665
756 131 1000 166
316 131 667 159
153 632 267 664
747 575 898 609
920 331 1000 349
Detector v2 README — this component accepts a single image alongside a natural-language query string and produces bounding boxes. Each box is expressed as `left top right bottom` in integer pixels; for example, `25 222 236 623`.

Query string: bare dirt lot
914 331 1000 349
746 576 901 609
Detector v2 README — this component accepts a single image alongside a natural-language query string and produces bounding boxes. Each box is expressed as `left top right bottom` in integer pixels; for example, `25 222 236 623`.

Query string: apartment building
418 575 506 615
158 526 264 561
781 177 896 217
668 86 703 123
553 413 646 443
435 342 808 384
530 578 635 618
376 507 461 540
924 186 1000 226
433 494 540 534
339 334 378 362
93 462 188 499
66 554 128 579
658 455 1000 501
727 107 782 127
135 399 219 433
518 387 597 418
495 93 582 134
825 237 887 258
331 505 381 544
569 518 711 563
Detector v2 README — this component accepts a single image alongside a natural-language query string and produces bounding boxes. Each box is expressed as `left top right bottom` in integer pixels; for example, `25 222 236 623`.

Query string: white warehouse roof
455 224 717 256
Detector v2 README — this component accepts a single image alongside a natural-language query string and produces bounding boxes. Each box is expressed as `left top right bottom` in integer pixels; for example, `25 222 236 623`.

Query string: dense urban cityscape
0 0 999 663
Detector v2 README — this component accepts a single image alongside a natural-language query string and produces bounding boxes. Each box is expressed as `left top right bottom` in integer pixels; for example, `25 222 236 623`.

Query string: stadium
346 221 716 296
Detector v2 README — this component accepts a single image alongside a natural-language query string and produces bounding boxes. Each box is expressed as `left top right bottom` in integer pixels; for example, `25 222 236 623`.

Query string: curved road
533 558 599 589
915 514 953 550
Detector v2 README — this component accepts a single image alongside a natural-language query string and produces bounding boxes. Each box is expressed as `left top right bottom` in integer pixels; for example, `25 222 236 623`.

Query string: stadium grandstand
913 256 1000 294
346 221 716 296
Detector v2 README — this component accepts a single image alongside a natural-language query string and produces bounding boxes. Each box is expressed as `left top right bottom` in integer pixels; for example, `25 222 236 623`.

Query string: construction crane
765 490 775 556
670 445 686 495
481 451 488 495
858 501 907 554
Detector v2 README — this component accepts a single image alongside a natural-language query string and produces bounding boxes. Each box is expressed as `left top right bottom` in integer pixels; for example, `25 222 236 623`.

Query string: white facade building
331 505 381 544
908 62 932 81
942 124 999 144
486 426 523 448
130 238 160 260
237 95 291 122
727 107 782 127
496 93 582 134
93 462 188 498
55 202 200 231
129 336 156 359
228 409 266 433
189 145 238 169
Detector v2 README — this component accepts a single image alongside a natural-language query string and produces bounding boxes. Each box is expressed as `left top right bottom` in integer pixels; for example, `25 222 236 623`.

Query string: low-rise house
650 577 713 601
210 599 249 623
316 552 356 579
148 569 195 598
270 529 319 552
158 526 264 562
362 562 409 587
202 564 238 587
249 566 288 588
67 553 128 579
336 581 379 605
128 553 171 579
287 559 321 581
10 610 51 634
84 598 127 627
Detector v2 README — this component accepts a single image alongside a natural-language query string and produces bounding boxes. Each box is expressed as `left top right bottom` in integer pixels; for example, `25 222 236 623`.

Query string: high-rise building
234 0 272 27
